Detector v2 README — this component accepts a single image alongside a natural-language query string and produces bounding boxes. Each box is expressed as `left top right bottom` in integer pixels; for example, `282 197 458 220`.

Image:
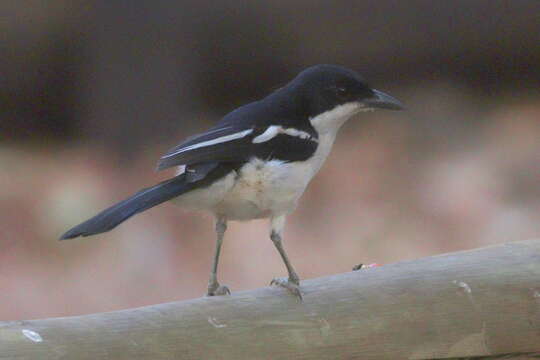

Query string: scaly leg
206 217 230 296
269 215 302 300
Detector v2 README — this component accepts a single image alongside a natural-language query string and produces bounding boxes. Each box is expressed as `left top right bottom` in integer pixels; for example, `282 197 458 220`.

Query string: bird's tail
60 174 190 240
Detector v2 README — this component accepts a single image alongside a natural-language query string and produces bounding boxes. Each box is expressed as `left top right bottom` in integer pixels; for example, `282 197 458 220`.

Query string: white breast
212 129 337 221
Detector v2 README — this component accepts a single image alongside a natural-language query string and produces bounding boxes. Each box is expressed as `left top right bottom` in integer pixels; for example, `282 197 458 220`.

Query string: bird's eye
336 87 348 98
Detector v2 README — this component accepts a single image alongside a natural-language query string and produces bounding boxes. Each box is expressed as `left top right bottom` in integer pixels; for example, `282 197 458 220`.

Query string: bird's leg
269 215 302 300
206 217 230 296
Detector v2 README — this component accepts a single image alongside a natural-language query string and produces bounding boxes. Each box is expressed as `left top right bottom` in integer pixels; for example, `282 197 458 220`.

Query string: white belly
214 159 310 220
173 131 337 221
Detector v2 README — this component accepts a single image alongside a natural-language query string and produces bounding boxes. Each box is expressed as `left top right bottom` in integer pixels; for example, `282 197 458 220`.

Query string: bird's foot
206 282 230 297
270 277 302 301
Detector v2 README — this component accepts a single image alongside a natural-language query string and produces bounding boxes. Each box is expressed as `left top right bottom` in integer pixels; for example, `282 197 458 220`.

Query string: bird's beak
361 89 404 110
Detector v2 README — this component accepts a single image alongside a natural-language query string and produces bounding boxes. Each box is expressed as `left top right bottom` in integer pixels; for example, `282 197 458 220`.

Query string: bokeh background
1 1 539 321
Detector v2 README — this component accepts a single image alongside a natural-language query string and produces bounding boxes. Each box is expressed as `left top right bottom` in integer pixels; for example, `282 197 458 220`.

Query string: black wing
156 124 318 171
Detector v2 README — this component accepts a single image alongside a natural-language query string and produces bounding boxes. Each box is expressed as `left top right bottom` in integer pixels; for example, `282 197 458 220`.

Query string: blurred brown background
1 1 539 321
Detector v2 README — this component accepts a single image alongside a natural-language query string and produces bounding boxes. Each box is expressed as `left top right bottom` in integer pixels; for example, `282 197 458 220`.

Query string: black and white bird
61 64 403 299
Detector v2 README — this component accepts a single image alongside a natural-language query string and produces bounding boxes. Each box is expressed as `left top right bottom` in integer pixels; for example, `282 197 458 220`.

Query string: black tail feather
60 174 190 239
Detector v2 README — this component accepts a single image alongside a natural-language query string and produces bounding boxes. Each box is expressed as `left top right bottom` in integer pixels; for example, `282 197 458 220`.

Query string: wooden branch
1 239 539 359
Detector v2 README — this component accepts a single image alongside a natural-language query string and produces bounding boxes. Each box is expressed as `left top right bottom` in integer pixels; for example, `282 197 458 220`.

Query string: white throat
309 102 372 135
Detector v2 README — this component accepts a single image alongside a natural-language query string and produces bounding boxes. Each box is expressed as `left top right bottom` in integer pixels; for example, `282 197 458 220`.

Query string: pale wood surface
1 239 539 359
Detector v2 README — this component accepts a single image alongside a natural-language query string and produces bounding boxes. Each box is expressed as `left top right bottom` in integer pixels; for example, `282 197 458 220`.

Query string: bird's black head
287 64 403 122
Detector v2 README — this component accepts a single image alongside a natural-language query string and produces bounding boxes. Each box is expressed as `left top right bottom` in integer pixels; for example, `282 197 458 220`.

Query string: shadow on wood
1 239 539 359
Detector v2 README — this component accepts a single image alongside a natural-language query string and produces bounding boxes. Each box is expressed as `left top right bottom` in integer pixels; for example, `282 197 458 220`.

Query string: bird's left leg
206 217 230 296
269 215 302 300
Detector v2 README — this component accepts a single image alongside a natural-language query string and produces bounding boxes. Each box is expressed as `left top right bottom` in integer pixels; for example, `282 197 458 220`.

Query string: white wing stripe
282 127 313 140
252 126 280 143
162 129 253 158
252 125 316 143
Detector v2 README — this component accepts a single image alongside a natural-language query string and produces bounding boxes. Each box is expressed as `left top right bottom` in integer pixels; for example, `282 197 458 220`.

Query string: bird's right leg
206 217 230 296
269 215 302 300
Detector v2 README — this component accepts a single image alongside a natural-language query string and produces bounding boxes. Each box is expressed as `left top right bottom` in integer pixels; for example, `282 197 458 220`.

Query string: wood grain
1 239 539 359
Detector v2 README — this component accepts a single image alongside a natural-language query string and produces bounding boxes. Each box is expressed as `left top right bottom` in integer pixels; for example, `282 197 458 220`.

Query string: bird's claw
270 277 302 301
206 283 231 297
